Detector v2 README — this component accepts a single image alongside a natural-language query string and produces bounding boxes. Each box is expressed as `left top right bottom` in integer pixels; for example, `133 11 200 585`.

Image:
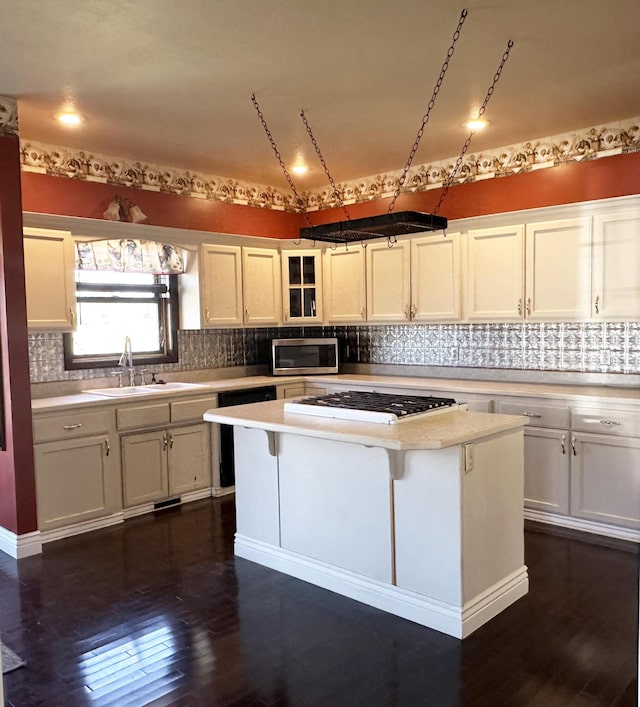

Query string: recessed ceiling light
291 164 308 175
54 110 85 127
464 118 488 131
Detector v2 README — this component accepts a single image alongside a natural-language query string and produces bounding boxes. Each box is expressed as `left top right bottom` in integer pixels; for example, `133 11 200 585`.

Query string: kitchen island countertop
203 398 527 450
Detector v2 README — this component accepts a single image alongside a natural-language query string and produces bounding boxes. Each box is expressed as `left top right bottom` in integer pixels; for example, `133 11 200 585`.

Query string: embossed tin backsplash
28 322 640 384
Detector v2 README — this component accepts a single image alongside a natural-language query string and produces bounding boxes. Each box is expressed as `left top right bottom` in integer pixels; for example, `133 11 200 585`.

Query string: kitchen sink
86 382 209 397
138 382 208 391
86 386 152 397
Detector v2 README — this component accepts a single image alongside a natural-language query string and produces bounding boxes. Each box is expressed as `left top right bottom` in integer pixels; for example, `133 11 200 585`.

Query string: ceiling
2 0 640 191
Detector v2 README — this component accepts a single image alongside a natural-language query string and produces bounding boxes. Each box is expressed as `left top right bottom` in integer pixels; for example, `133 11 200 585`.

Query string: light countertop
202 399 527 451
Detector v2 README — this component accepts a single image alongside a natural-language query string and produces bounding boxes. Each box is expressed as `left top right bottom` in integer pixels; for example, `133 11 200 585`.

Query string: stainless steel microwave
271 338 339 376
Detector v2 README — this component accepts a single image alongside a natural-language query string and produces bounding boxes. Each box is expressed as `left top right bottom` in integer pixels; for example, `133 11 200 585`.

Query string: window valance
75 239 185 274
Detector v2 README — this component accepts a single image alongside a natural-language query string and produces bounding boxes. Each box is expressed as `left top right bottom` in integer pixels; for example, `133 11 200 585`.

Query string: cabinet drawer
571 408 640 437
170 396 218 423
33 409 114 442
117 402 171 430
497 400 569 428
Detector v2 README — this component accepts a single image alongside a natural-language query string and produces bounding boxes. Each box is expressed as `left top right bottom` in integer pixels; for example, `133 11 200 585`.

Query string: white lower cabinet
33 408 121 531
522 427 570 514
121 424 211 508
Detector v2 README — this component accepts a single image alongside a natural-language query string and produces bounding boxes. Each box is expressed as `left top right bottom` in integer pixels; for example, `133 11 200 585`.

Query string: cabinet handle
62 423 82 430
571 435 577 456
521 412 542 418
403 305 410 320
104 439 110 457
360 306 365 319
517 298 522 315
284 309 289 322
163 433 168 451
526 298 531 316
69 308 76 326
245 308 249 319
560 434 566 455
594 295 600 315
599 419 621 426
169 435 174 449
205 307 211 321
410 304 417 320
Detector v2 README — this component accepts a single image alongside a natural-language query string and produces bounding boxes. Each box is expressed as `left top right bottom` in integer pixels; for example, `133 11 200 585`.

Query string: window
63 270 179 369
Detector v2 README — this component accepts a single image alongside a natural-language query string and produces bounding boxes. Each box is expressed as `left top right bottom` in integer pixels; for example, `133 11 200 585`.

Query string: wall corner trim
0 526 42 559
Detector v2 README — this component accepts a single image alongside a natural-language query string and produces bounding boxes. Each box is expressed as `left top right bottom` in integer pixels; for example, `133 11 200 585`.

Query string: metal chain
300 110 351 221
433 39 514 216
251 94 313 227
387 8 468 215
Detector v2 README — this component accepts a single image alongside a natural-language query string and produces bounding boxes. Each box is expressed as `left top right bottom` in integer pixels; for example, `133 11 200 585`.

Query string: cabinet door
23 227 76 330
523 428 570 514
323 247 366 323
525 218 591 321
365 239 411 322
281 250 323 323
34 433 120 530
168 423 212 496
122 430 169 507
242 247 281 326
200 244 243 327
592 208 640 319
571 432 640 530
465 225 524 321
410 233 461 322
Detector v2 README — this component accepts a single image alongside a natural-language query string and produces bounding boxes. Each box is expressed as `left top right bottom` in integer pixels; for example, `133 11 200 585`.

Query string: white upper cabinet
465 225 525 321
200 244 244 327
242 247 281 326
365 239 412 322
410 233 461 322
180 243 281 328
366 234 461 323
323 246 366 324
281 249 323 324
592 207 640 320
24 227 77 331
525 217 592 321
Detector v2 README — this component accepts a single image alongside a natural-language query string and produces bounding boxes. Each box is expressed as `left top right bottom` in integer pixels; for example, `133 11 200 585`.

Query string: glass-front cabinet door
281 250 323 323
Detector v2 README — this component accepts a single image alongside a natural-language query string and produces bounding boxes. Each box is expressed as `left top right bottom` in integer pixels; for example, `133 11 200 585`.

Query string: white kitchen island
203 400 529 639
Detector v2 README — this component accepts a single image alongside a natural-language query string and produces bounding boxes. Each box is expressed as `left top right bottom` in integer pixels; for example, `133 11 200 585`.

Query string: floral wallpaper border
20 117 640 214
0 95 19 137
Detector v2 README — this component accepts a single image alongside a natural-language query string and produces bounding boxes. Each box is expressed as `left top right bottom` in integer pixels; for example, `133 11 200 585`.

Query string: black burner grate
299 390 457 419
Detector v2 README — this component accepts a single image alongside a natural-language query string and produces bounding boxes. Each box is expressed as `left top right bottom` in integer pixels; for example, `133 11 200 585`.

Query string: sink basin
86 386 152 397
138 382 208 391
86 382 208 397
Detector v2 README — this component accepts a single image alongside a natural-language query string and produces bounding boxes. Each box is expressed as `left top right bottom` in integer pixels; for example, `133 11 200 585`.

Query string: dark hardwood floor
0 497 638 707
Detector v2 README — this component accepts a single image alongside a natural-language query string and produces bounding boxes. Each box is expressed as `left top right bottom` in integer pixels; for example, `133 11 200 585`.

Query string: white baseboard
0 527 42 559
235 535 528 639
525 509 640 543
213 486 235 497
39 513 124 545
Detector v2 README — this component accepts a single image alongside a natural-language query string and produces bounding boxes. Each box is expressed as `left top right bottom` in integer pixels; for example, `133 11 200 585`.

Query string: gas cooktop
283 390 460 425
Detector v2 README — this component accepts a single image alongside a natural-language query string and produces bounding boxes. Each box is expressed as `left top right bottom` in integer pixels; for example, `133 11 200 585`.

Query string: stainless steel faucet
118 336 135 386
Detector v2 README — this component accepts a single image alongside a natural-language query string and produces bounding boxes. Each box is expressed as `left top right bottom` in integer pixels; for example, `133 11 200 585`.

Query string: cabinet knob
169 434 174 449
517 298 522 315
594 295 600 315
163 433 169 451
410 304 417 320
526 298 531 316
104 439 110 457
571 435 577 456
560 434 566 455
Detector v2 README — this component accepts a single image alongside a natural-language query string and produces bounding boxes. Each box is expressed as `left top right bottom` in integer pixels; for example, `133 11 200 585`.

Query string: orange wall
21 151 640 239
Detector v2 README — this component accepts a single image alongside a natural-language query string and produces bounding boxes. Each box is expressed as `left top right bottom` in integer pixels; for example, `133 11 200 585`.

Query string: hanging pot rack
252 9 514 247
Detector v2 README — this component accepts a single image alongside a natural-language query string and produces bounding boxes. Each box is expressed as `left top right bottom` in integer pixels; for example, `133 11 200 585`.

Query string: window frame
63 273 179 370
